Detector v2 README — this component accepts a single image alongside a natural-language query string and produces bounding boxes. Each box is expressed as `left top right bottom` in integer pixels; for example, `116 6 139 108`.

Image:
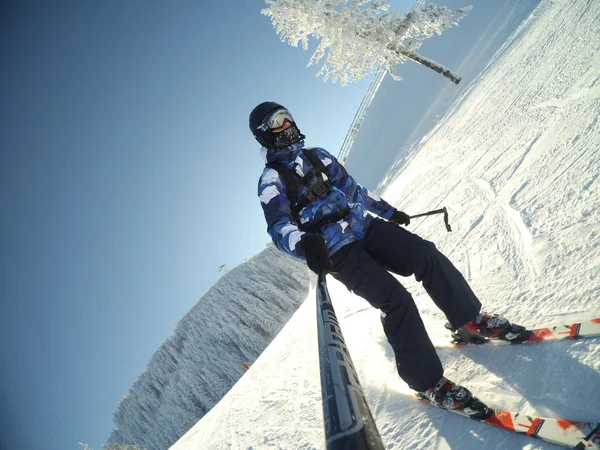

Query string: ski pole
409 207 452 232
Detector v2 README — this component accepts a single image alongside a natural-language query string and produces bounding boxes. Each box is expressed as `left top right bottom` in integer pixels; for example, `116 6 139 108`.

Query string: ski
448 316 600 347
417 395 600 449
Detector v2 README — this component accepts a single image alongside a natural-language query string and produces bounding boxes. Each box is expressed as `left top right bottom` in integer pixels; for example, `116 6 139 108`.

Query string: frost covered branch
262 0 471 85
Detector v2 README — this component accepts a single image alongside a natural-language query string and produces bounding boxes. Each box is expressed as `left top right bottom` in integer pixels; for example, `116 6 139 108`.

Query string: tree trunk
392 45 461 85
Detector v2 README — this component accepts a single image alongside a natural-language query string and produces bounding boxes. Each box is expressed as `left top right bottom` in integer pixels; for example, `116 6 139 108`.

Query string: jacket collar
260 142 304 165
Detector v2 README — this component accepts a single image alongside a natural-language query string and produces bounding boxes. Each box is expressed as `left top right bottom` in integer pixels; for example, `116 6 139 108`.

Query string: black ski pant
330 218 481 392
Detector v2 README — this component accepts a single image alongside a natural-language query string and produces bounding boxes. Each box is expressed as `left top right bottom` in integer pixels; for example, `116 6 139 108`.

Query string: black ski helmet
249 101 284 135
249 101 305 150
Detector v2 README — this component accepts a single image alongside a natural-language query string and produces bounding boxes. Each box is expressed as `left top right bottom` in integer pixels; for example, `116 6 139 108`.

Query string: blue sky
0 1 414 449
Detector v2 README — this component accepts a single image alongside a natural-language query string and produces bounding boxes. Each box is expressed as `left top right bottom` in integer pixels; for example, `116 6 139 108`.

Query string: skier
250 102 527 413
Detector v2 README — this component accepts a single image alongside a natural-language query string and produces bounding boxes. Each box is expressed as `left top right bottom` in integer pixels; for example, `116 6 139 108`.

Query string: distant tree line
104 245 309 450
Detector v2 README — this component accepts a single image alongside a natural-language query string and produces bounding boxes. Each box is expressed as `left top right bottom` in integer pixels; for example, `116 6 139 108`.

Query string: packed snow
172 0 600 448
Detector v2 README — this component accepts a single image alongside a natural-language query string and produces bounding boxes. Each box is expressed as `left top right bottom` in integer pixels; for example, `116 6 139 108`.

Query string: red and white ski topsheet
454 316 600 347
482 411 600 449
419 397 600 449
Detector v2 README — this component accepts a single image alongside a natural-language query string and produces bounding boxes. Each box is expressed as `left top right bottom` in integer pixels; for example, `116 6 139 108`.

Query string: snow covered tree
78 443 145 450
262 0 471 85
103 444 145 450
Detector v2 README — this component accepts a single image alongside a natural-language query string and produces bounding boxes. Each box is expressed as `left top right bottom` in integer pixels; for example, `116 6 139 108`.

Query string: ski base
450 316 600 347
418 395 600 449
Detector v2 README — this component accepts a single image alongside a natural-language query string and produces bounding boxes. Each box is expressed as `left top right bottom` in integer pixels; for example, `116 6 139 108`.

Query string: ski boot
447 312 532 345
416 376 492 419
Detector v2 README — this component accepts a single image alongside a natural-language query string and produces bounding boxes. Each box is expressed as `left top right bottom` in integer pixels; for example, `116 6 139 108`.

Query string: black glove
389 209 411 226
297 233 334 274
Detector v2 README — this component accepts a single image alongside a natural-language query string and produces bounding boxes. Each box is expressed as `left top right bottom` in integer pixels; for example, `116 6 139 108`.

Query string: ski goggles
256 108 295 132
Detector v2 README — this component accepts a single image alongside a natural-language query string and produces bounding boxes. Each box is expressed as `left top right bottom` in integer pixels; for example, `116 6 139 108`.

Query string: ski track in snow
172 0 600 448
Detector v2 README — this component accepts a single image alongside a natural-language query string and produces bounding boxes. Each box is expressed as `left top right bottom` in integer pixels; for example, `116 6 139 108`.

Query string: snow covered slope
172 0 600 448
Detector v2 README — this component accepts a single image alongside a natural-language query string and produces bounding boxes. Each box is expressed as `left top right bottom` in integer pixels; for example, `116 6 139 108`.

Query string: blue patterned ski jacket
258 143 395 260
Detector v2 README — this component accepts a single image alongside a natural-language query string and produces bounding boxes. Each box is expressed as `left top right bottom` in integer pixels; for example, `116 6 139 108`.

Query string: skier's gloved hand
389 209 411 226
297 233 334 274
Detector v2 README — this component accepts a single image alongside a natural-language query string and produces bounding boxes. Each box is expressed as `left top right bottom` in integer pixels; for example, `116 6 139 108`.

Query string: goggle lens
257 109 295 132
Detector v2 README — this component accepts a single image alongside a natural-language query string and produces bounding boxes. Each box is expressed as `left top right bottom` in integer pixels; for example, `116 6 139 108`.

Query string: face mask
272 125 304 149
259 124 305 150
